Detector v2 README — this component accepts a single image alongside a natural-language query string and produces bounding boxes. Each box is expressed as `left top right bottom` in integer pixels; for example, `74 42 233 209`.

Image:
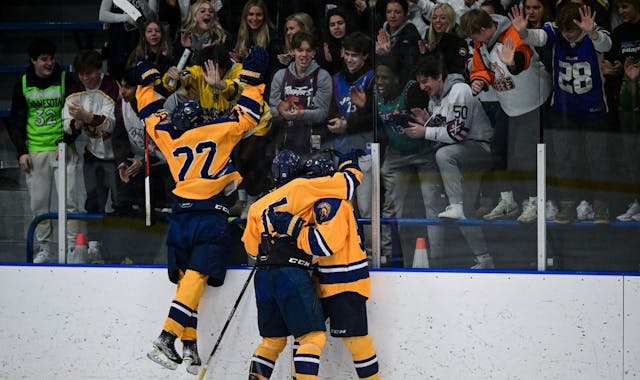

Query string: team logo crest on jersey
446 118 468 141
317 201 332 222
490 62 515 91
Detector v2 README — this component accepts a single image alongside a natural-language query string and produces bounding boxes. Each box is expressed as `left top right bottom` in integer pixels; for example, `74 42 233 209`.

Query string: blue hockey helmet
303 155 335 178
272 150 302 186
171 100 203 132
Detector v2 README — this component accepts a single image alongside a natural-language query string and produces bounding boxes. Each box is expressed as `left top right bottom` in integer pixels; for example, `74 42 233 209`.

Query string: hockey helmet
303 155 335 178
172 100 203 132
272 150 302 186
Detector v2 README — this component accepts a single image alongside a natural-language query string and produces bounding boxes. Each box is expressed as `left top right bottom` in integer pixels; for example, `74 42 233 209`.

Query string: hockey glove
239 46 269 86
265 208 305 238
333 149 364 172
135 56 160 87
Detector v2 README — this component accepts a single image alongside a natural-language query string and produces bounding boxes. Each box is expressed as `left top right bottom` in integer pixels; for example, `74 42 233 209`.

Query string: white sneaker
483 198 519 220
438 203 465 219
576 200 594 221
517 197 537 223
88 241 103 263
471 254 495 269
545 200 559 221
616 200 640 222
33 248 52 264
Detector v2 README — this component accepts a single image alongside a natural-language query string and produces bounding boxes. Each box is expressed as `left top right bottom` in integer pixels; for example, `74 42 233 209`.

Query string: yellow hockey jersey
162 63 241 114
241 168 363 257
162 63 272 137
301 198 371 299
136 81 265 200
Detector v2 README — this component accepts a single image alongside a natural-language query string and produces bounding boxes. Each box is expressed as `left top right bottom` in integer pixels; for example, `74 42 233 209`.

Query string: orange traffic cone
412 237 429 268
69 233 88 264
76 232 87 247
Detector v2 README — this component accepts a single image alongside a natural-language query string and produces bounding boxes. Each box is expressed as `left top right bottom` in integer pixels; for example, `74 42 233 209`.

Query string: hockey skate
147 330 182 370
182 340 201 375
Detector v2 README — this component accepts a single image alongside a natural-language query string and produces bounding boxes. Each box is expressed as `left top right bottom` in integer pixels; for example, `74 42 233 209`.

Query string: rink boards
1 265 639 379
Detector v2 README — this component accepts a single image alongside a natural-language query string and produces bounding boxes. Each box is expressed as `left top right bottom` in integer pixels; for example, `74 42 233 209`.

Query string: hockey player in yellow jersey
242 153 362 257
242 150 363 380
134 46 269 375
163 44 242 119
295 154 379 380
161 44 272 135
163 43 272 219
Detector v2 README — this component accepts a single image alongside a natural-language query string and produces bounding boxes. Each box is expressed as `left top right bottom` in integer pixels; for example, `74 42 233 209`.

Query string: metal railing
26 212 102 263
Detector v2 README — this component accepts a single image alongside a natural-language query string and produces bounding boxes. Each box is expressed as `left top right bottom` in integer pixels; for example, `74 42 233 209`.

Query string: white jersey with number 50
425 74 493 145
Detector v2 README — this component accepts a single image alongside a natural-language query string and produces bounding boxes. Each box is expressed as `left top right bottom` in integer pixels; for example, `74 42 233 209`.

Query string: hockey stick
198 264 257 380
144 130 151 226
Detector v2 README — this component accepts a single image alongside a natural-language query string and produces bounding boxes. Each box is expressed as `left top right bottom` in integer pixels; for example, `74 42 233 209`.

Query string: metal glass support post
537 143 546 271
370 143 381 268
57 142 67 264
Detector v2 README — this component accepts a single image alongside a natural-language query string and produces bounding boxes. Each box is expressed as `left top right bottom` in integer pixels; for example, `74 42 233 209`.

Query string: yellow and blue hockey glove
135 56 160 87
265 208 305 238
333 149 364 172
240 46 269 86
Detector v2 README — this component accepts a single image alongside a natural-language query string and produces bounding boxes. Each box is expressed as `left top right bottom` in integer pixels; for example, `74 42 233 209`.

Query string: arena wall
1 265 639 379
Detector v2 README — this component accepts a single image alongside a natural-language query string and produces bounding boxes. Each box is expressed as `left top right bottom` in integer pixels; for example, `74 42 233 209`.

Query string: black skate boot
147 330 182 370
182 340 202 375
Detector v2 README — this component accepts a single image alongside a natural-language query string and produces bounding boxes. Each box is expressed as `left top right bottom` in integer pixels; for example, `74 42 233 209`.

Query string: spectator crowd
8 0 640 268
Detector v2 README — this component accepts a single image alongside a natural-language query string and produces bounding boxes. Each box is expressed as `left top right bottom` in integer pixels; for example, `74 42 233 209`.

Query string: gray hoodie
268 59 333 155
269 59 332 125
426 73 493 144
